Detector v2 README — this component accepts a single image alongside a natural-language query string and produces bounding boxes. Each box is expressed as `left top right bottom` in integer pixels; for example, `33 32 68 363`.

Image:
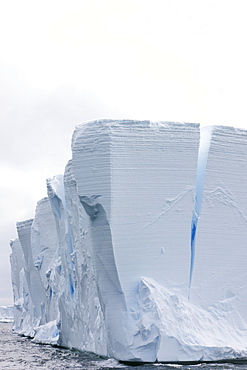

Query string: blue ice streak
188 126 212 300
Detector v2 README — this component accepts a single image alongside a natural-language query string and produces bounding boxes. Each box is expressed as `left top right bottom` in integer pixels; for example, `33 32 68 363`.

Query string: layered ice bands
10 120 247 363
72 120 200 361
189 126 247 320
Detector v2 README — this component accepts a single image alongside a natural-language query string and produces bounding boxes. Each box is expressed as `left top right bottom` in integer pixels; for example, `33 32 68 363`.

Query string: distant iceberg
10 120 247 362
0 305 13 322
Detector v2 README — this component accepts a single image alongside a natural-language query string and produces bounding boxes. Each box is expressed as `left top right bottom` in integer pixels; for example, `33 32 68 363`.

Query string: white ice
10 120 247 363
0 305 13 322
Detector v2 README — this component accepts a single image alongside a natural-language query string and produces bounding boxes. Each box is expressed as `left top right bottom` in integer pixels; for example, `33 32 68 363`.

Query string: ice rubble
10 120 247 363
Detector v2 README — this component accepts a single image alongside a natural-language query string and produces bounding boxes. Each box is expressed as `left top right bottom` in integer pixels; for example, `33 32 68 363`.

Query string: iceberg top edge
36 197 49 206
71 119 200 149
9 238 19 247
74 118 200 129
46 175 64 198
16 218 34 229
204 124 247 135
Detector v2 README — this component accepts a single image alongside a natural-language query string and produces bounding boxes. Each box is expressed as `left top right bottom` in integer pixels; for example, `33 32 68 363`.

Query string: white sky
1 0 247 305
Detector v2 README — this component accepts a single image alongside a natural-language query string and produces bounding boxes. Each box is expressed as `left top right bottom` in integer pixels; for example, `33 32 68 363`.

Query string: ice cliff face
10 120 247 363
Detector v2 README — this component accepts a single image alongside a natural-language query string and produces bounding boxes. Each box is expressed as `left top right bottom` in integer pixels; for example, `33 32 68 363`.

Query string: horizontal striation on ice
16 219 45 327
72 120 200 361
10 238 31 333
108 121 199 305
10 120 247 363
189 126 247 326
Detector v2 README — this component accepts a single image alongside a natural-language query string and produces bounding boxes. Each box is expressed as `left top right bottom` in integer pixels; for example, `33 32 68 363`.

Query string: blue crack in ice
189 211 198 299
69 274 74 296
189 127 212 299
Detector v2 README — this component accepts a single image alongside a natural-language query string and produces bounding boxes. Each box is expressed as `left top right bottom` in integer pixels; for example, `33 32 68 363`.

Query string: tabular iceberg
0 306 13 322
10 120 247 363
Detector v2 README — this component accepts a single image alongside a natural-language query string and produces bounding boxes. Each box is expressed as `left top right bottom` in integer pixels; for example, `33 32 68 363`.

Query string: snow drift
10 120 247 362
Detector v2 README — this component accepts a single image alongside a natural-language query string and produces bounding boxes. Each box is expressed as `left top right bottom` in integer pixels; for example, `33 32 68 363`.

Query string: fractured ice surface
10 120 247 362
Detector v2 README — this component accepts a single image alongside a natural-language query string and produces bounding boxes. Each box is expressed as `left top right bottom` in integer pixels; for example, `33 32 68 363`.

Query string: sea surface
1 323 247 370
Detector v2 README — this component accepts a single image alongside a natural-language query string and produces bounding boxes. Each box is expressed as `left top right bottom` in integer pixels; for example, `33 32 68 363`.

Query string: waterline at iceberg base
10 120 247 363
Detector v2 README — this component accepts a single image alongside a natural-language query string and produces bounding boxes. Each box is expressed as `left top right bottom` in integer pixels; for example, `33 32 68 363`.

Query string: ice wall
190 126 247 321
10 120 247 363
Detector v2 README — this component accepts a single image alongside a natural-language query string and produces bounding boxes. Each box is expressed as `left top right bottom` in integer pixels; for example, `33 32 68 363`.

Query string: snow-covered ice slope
10 120 247 363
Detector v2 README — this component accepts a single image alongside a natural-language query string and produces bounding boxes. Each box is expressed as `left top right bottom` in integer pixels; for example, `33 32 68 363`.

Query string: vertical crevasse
189 126 212 298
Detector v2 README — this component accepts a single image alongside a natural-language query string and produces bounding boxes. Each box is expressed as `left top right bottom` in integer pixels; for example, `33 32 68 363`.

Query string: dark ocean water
1 323 247 370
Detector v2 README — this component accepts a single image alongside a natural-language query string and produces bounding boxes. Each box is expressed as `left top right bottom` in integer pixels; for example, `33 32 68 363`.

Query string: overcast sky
1 0 247 305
